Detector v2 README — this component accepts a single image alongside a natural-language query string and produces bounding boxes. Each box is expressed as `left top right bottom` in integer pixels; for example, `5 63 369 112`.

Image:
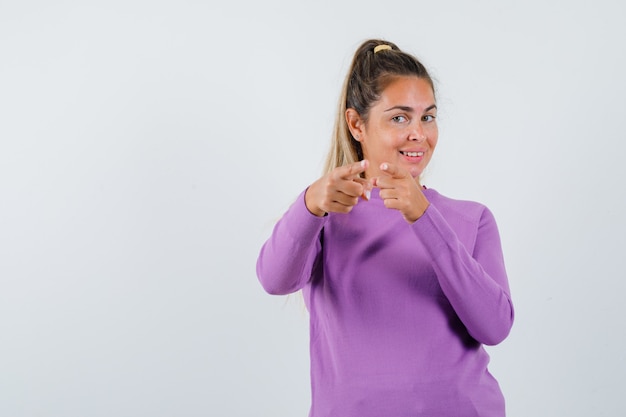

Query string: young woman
257 39 514 417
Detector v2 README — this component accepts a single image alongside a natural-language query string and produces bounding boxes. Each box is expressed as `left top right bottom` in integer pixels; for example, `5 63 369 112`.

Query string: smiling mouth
401 151 424 157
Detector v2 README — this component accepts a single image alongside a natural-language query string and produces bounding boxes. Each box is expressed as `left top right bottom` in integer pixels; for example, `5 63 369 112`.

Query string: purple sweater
257 187 514 417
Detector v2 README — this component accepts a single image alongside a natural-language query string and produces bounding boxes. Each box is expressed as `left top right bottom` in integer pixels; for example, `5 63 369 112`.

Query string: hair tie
374 44 392 53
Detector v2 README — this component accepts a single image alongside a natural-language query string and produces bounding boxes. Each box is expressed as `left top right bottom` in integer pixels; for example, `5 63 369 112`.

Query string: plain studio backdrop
1 1 625 416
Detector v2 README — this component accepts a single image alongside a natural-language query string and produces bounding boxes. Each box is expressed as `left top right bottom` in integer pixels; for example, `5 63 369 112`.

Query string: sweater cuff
412 204 453 258
281 188 327 242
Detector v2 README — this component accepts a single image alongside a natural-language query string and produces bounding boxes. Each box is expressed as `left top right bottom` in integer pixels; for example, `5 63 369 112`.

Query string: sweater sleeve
256 190 327 295
413 204 514 345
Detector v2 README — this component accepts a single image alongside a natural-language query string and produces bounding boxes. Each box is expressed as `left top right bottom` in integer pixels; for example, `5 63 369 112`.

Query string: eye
392 115 408 123
422 114 436 122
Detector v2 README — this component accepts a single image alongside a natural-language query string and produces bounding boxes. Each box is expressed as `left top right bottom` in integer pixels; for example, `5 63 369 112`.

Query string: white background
1 1 625 416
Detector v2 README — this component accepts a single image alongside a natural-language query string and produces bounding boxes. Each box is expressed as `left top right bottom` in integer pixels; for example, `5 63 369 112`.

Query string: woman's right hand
305 160 372 217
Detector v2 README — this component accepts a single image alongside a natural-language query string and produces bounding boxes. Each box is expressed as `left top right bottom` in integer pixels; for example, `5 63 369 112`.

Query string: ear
345 108 365 141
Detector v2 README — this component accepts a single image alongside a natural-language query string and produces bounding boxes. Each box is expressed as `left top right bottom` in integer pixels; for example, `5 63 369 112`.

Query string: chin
409 167 422 178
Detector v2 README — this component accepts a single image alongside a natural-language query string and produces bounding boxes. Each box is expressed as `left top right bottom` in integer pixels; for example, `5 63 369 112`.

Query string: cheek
363 133 396 154
429 130 439 150
430 138 438 150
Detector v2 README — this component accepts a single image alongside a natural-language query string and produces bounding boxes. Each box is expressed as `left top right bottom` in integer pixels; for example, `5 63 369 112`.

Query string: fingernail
361 160 367 168
364 190 371 200
381 163 388 170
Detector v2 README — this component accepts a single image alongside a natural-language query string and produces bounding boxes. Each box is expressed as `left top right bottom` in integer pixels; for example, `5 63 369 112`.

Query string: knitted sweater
257 187 514 417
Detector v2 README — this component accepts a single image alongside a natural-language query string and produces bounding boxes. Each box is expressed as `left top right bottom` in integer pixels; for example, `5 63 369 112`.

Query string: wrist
411 202 429 223
304 186 327 217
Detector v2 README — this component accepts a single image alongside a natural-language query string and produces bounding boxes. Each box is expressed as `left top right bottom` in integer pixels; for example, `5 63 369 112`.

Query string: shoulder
424 188 490 225
421 188 500 253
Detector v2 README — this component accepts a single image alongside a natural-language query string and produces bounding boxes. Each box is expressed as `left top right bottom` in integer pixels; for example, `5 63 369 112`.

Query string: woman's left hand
373 162 430 223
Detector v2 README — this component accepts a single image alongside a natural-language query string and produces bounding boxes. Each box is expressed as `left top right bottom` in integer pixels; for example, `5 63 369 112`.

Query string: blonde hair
323 39 435 174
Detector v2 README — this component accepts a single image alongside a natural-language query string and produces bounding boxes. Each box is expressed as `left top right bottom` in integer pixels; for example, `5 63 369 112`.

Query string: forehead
377 76 435 110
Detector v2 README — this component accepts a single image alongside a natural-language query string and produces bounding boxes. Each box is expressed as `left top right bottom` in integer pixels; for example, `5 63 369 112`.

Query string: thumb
379 162 408 179
354 177 374 200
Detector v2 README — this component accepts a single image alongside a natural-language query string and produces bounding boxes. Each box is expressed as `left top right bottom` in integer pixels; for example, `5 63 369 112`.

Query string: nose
409 122 426 142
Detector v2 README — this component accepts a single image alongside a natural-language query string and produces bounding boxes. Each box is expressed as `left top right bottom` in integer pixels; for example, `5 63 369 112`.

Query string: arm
414 205 514 346
373 161 513 345
257 160 371 295
256 190 326 295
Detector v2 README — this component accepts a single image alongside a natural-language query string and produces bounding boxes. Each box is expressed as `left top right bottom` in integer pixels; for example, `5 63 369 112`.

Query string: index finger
338 159 369 180
379 162 408 179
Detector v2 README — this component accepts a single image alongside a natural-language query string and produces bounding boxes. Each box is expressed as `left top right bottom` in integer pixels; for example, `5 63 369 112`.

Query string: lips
401 151 424 157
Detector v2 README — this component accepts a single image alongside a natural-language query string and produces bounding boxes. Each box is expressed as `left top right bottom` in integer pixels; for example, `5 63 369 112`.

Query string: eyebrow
384 104 438 113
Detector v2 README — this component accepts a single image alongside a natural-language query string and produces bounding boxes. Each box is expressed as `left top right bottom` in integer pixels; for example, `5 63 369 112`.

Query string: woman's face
349 76 438 179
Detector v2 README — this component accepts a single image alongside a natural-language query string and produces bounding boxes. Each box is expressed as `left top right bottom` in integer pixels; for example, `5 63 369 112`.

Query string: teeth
402 151 424 157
